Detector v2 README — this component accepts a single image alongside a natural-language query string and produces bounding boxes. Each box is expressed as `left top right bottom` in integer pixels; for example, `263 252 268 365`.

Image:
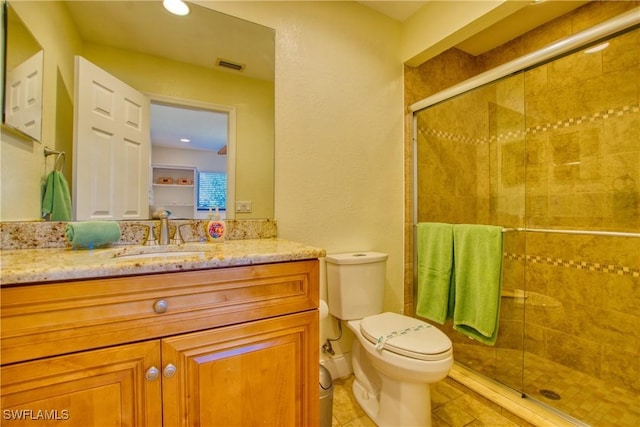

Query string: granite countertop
0 238 326 285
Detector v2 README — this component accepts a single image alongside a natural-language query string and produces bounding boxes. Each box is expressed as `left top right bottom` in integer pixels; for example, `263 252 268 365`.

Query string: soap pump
205 207 225 242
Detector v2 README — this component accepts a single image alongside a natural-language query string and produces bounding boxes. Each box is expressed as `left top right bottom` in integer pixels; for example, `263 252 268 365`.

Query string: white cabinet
151 165 197 219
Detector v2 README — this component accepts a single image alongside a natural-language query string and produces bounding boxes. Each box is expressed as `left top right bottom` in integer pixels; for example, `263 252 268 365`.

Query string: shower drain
539 389 561 400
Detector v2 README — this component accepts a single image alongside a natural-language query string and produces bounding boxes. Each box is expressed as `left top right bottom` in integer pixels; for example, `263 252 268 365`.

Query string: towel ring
44 147 66 173
54 152 65 173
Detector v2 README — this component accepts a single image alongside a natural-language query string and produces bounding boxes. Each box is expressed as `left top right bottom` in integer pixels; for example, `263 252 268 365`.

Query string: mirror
1 0 275 221
2 2 43 141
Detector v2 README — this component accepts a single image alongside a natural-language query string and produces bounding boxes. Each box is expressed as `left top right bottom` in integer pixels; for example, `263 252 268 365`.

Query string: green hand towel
452 224 503 345
415 222 454 324
65 221 121 249
42 171 72 221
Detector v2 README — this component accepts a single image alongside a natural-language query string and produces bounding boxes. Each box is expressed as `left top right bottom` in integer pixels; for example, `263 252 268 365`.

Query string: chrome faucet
158 211 170 245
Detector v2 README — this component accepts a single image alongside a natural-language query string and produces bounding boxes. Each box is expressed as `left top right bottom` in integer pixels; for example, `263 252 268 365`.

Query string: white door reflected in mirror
73 56 150 221
4 50 43 141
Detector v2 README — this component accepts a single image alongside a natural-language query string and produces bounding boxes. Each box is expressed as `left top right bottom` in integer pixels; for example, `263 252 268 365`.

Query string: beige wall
1 0 81 220
401 0 526 66
203 1 406 359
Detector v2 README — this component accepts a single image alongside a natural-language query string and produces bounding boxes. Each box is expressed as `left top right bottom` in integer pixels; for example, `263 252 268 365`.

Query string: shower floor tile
454 344 640 427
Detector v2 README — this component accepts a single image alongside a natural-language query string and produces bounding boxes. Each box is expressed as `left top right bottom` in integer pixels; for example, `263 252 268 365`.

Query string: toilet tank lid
326 252 388 265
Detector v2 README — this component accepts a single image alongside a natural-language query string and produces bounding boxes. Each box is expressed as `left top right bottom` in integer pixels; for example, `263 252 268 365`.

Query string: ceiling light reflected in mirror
163 0 189 16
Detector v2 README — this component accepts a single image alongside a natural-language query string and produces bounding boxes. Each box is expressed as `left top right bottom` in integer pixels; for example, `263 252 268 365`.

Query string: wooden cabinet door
1 341 162 426
162 310 319 427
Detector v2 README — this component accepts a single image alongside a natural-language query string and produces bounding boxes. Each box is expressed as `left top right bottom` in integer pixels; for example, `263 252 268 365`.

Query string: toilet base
352 371 432 427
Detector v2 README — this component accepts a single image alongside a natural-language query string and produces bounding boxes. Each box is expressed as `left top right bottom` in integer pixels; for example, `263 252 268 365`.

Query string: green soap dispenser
205 207 225 242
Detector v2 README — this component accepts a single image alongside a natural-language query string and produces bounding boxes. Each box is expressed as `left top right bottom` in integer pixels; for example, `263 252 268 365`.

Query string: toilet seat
360 312 452 361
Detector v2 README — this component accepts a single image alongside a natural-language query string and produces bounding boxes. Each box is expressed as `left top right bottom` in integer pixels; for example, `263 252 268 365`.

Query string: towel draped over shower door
416 222 503 345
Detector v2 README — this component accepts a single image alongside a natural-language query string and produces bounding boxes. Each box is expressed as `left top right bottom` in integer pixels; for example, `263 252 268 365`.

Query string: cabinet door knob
145 366 160 381
153 299 168 313
163 363 177 378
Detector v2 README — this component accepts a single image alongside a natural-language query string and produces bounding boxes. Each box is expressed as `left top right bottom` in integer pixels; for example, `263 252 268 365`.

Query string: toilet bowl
347 313 453 426
325 252 453 427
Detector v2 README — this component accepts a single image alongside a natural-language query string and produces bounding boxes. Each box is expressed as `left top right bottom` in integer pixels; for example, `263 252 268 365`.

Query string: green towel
65 221 121 249
42 171 72 221
415 222 454 324
452 224 503 345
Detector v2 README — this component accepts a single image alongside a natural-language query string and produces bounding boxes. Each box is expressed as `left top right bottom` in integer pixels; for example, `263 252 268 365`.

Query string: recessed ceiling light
584 42 609 54
180 138 191 143
163 0 189 16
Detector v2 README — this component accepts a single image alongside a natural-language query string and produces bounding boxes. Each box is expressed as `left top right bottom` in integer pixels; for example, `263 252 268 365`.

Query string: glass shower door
414 72 527 395
414 21 640 427
519 26 640 425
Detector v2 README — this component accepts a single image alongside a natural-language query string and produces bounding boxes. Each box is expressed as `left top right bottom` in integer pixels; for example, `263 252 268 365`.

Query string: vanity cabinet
1 260 320 426
1 341 163 425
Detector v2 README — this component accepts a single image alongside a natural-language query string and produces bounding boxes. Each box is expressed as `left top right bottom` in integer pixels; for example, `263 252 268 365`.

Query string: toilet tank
326 252 388 320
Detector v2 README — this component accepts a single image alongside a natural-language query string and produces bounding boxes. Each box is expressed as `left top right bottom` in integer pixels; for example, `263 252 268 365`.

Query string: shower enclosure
412 15 639 427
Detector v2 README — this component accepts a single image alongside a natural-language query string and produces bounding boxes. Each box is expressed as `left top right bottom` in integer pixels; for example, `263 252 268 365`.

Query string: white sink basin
116 250 206 260
110 243 213 260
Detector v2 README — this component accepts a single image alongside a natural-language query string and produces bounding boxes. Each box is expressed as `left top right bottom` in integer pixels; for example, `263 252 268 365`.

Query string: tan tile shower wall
403 0 640 314
518 233 640 393
405 0 640 403
524 28 639 231
510 24 640 393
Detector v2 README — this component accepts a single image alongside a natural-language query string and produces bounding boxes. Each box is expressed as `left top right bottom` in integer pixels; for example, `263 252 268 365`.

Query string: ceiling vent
216 58 245 72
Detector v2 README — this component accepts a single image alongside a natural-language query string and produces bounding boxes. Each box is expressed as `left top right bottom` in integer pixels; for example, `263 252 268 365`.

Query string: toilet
326 252 453 427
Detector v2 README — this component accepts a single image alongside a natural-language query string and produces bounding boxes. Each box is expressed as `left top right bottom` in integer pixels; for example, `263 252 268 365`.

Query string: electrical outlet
235 201 252 213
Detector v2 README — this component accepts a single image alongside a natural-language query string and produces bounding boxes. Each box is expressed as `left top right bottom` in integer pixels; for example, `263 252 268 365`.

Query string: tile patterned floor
330 375 533 427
